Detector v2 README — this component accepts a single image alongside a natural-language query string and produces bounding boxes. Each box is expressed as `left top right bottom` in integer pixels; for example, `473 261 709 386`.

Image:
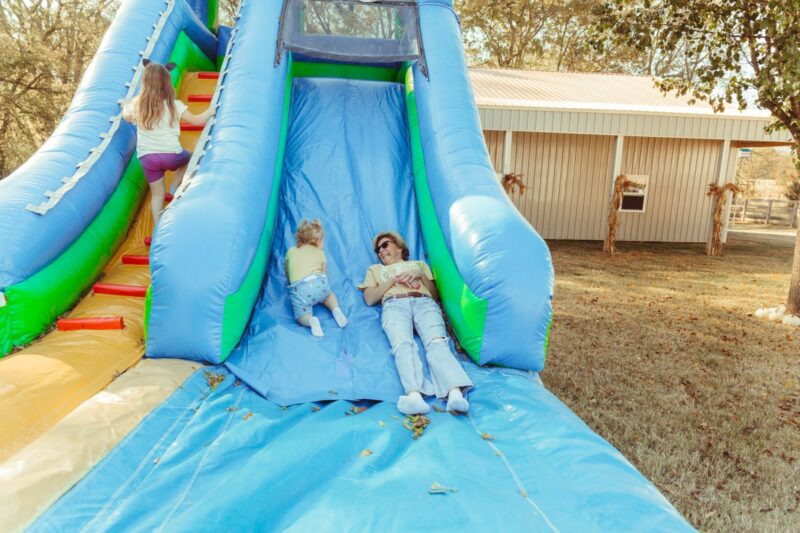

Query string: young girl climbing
285 219 348 337
122 59 213 228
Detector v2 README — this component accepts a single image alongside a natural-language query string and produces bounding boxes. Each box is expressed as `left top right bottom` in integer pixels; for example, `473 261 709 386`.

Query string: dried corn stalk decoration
603 175 634 255
706 182 740 256
502 173 527 196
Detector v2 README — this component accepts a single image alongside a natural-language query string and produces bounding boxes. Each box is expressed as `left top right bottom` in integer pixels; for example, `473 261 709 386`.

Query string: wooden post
742 199 748 222
601 135 625 247
707 139 731 253
502 130 513 176
791 201 798 229
766 200 773 225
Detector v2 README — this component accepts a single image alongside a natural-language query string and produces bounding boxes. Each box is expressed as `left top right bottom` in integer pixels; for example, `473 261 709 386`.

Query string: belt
383 292 426 302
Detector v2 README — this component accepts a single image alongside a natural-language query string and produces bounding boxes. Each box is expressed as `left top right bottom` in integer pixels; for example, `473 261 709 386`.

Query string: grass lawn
543 239 799 533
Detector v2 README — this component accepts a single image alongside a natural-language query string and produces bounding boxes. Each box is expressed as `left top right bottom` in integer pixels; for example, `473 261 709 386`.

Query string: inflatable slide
0 1 695 531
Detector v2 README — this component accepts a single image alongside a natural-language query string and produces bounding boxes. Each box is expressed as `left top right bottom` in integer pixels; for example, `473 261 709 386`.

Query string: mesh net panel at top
279 0 422 64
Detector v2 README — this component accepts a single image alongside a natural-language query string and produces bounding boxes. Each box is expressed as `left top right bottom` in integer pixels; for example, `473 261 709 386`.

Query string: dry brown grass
543 239 800 533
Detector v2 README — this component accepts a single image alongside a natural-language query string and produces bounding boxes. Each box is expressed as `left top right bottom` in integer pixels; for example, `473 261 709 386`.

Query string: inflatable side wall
148 0 553 372
0 0 216 355
147 0 289 362
412 0 553 369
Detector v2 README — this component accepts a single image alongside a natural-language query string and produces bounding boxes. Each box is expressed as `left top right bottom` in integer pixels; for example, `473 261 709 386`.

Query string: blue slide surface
32 365 692 532
225 76 440 405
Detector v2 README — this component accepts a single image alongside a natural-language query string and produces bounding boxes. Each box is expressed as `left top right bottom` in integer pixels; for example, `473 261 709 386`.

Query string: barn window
620 175 649 213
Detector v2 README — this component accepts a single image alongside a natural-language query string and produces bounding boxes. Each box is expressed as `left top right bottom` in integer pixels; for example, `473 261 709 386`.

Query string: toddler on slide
285 219 348 337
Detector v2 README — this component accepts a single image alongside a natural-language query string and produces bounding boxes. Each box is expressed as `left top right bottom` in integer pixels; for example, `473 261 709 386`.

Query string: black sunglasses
375 239 394 253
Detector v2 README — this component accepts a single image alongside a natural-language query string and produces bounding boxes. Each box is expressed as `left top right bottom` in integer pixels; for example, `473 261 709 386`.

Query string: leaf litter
403 415 430 439
204 370 225 391
429 482 458 495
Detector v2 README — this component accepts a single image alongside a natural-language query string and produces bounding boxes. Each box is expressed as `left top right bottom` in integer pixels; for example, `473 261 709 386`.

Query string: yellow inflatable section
0 72 216 463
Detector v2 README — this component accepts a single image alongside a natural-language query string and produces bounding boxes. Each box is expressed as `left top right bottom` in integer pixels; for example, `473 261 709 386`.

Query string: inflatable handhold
57 316 125 331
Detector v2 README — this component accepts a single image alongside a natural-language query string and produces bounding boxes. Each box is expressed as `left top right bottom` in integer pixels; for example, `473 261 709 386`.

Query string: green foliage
593 0 800 140
0 0 116 178
735 148 797 198
454 0 697 74
785 175 800 202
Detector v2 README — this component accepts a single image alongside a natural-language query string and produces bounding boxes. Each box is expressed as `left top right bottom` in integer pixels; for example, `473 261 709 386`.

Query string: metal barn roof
468 68 791 144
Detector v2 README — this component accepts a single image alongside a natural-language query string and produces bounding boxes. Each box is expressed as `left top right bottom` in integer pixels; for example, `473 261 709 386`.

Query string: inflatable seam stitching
25 0 177 216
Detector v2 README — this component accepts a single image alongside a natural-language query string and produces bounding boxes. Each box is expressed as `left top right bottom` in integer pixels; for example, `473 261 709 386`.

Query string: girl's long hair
136 62 177 130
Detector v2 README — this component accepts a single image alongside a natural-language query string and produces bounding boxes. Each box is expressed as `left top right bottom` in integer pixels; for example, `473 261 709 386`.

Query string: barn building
471 68 793 243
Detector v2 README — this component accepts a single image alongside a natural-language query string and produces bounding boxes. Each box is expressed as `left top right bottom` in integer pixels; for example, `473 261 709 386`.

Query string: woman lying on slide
358 231 472 415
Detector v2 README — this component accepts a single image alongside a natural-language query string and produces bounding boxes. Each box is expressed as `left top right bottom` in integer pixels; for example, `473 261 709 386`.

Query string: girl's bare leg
171 163 188 193
149 178 166 228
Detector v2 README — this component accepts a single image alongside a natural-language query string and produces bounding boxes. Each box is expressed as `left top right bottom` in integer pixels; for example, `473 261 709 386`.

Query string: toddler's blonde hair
295 219 324 247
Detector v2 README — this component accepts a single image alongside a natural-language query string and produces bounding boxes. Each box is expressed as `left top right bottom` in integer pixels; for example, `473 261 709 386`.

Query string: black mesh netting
278 0 423 65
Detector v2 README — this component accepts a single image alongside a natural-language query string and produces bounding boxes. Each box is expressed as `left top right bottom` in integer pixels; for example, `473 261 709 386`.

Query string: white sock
446 388 469 413
397 391 430 415
309 316 324 337
332 307 348 328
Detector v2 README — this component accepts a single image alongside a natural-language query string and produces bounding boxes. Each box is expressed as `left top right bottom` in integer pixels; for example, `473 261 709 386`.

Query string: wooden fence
729 199 799 227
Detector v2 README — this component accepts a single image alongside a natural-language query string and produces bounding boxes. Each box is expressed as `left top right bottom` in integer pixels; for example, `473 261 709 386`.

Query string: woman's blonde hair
295 219 324 246
136 61 177 130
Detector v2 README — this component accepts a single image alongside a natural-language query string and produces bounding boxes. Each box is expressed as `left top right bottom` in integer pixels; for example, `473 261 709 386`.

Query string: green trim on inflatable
0 31 215 357
218 56 295 361
0 158 147 356
207 0 219 30
292 61 401 82
143 285 152 339
402 66 488 362
169 32 216 95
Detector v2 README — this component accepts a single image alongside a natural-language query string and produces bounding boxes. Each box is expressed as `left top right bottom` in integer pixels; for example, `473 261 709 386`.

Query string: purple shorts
139 149 191 183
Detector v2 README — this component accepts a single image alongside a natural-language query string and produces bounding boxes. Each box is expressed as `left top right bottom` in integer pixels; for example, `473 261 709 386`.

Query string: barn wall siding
482 130 726 243
618 137 721 243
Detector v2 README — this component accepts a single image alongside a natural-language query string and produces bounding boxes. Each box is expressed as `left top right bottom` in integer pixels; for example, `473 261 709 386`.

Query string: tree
593 0 800 314
219 0 240 26
0 0 116 178
455 0 557 68
785 176 800 202
735 148 796 199
454 0 701 75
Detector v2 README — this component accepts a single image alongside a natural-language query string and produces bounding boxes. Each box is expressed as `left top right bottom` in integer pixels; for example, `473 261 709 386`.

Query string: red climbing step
197 72 219 80
92 283 148 298
144 236 152 246
122 255 149 265
188 94 213 102
180 122 204 132
57 316 125 331
165 193 174 203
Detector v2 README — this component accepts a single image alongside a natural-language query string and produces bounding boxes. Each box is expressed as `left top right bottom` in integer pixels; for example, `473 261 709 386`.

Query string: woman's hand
362 278 396 306
395 271 421 289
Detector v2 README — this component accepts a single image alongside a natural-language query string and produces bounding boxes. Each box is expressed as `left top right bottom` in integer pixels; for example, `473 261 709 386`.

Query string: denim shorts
288 274 331 319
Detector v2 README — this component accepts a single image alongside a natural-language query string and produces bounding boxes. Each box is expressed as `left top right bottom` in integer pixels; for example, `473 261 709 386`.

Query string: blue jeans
381 297 472 398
